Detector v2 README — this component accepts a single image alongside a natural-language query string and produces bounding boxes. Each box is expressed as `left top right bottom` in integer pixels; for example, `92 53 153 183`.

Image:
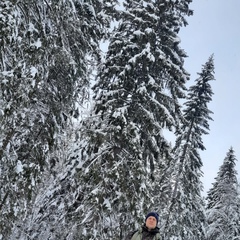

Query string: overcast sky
179 0 240 195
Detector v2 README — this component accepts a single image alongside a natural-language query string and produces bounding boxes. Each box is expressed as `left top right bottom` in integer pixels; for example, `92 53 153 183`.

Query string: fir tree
72 0 192 238
163 55 215 239
206 147 240 240
0 0 115 238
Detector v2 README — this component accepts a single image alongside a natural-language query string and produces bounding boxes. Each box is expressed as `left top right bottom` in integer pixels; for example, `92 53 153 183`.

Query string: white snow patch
16 160 23 174
1 71 13 77
32 38 42 48
30 66 38 78
103 198 111 210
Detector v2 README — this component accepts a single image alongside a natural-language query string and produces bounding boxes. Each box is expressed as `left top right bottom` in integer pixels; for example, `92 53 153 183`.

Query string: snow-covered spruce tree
68 0 193 239
162 55 215 239
150 0 194 223
0 0 115 238
206 147 240 240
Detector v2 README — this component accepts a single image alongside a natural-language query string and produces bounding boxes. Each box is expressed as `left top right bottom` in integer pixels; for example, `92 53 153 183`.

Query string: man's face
145 216 157 229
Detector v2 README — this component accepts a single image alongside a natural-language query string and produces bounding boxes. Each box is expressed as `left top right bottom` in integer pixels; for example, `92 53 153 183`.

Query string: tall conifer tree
0 0 115 238
206 147 240 239
163 56 215 239
74 0 192 239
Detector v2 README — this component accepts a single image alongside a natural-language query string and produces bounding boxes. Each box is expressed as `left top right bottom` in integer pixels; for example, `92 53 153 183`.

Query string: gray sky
179 0 240 195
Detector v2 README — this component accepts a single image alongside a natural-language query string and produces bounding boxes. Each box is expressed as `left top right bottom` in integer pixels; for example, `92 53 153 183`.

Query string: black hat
145 212 159 224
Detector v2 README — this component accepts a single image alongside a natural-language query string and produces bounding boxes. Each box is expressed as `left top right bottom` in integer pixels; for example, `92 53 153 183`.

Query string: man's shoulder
126 226 161 239
155 232 161 240
125 230 138 240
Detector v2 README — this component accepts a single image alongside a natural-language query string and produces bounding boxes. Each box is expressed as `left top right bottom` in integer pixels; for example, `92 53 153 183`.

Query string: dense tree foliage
1 0 235 240
0 0 117 239
206 147 240 240
69 0 194 239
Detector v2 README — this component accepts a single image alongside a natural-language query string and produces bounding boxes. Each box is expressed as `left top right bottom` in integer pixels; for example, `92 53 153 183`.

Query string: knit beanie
145 212 159 224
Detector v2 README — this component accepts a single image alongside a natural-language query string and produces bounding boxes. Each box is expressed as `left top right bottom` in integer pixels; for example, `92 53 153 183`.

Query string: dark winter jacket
125 224 160 240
